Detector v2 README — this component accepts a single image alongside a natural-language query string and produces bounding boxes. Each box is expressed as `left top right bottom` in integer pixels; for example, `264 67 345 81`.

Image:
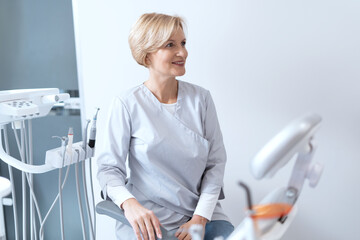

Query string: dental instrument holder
45 142 94 168
228 113 324 240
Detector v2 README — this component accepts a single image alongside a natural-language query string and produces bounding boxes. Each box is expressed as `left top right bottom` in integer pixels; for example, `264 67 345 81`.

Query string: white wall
73 0 360 239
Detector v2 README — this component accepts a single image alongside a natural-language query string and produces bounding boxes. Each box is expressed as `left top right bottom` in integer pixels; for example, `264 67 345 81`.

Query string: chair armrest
96 200 131 226
96 200 175 239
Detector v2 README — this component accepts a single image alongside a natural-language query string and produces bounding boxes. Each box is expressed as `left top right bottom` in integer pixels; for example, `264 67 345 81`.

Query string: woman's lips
172 61 185 66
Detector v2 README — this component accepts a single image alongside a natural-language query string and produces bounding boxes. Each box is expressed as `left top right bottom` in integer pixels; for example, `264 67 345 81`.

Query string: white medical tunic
97 80 230 236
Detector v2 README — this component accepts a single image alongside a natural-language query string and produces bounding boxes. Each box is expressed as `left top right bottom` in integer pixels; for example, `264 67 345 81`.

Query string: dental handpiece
88 108 99 148
52 136 68 165
66 127 73 154
82 120 91 159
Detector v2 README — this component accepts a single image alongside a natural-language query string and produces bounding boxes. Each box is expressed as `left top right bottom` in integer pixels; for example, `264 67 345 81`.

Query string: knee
204 220 234 240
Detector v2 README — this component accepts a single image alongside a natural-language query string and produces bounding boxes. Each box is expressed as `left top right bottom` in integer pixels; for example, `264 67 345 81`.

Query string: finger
176 229 188 240
175 225 185 238
144 218 156 240
130 221 142 240
151 215 162 239
184 234 192 240
138 219 149 240
175 227 182 237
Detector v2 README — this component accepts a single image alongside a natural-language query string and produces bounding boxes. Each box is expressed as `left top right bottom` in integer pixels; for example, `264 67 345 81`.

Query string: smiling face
146 29 188 80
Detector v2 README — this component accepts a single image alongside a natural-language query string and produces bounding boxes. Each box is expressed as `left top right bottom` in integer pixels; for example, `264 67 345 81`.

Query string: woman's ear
145 55 151 66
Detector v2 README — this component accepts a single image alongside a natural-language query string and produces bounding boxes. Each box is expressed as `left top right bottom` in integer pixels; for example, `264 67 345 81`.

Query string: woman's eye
166 43 174 47
181 41 186 46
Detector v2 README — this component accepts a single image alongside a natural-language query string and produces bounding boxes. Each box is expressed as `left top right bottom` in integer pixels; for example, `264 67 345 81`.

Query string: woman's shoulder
108 85 145 113
179 80 209 96
114 84 144 102
178 80 211 103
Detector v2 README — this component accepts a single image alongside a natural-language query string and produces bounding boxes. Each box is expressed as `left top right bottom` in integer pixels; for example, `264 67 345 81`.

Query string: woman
97 13 234 240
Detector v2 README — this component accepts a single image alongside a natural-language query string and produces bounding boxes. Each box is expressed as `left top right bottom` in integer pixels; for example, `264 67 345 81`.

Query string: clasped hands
122 198 207 240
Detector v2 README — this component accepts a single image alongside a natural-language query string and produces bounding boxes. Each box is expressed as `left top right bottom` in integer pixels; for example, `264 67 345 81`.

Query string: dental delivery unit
0 88 98 240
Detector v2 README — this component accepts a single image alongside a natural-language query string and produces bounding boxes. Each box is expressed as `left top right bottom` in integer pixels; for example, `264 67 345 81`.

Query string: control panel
0 88 70 125
0 100 40 118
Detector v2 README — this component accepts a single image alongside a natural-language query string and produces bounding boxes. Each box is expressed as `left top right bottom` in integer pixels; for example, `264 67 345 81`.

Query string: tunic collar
140 80 184 114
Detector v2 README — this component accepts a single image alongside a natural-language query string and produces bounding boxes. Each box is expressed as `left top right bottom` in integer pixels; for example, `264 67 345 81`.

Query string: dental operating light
251 113 322 179
227 113 324 240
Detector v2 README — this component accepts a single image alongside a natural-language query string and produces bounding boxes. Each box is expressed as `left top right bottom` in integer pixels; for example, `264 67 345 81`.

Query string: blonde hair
128 13 185 67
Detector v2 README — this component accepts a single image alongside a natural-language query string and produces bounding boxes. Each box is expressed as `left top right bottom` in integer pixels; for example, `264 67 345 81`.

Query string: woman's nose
176 47 188 58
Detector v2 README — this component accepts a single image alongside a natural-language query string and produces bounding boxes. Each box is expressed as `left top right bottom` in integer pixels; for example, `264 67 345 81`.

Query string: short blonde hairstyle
128 13 185 67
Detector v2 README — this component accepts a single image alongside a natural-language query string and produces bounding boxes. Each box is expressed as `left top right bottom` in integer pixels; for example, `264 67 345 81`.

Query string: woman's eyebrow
167 38 186 42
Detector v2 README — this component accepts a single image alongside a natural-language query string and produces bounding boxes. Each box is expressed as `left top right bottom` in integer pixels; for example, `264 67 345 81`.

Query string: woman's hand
122 198 162 240
175 215 207 240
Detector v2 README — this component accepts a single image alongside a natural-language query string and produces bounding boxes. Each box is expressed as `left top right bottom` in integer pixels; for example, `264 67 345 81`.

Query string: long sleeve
200 91 227 196
193 91 226 220
193 191 220 220
107 185 135 209
97 97 133 200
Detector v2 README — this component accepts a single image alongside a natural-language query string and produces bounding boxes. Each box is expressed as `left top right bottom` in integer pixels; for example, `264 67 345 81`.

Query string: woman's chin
175 70 186 77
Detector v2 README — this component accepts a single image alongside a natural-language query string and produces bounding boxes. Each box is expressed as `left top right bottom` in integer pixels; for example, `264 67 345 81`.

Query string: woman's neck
144 77 178 104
